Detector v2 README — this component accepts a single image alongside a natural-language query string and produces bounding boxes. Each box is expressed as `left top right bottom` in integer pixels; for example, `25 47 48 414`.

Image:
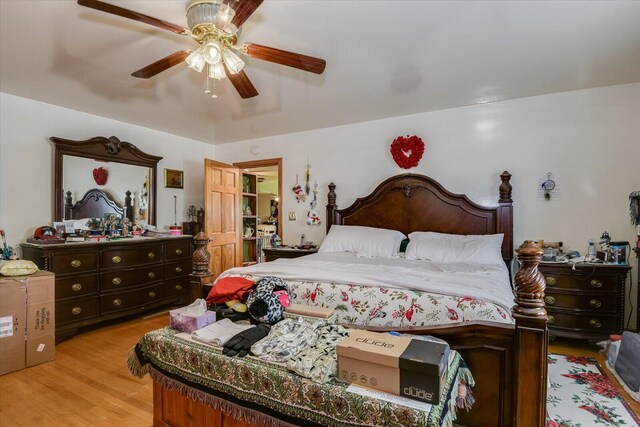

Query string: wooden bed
158 171 548 427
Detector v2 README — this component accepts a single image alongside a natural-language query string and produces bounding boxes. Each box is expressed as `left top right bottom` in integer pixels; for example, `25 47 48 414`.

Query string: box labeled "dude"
337 329 449 404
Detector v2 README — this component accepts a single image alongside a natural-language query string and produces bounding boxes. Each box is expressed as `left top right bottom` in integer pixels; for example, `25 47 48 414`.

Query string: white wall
216 83 640 329
0 93 213 253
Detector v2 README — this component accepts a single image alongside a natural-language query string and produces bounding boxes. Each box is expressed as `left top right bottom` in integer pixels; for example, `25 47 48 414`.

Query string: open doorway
234 158 282 264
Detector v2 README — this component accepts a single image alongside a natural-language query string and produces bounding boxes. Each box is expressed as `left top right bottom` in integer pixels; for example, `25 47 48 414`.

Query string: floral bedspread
129 327 475 427
230 274 513 328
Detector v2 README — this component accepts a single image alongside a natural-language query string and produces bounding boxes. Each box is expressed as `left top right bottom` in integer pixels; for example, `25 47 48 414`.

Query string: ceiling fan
77 0 326 99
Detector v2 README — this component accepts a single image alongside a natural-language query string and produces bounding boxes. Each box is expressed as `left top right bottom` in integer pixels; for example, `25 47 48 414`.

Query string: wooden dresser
538 262 631 341
21 236 192 341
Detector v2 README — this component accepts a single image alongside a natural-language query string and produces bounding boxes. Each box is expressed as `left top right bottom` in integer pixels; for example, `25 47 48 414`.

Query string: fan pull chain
205 65 211 94
211 79 218 99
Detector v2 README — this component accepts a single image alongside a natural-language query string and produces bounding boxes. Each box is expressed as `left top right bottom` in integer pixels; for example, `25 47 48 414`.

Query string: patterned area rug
547 354 640 427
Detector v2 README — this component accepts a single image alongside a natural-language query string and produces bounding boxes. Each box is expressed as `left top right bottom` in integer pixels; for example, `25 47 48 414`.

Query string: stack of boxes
0 271 55 375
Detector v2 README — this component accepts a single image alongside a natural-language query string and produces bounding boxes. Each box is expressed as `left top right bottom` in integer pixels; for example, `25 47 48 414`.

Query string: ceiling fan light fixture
202 40 222 64
208 62 227 80
223 23 238 36
222 48 245 74
185 47 206 72
186 0 221 31
214 3 236 30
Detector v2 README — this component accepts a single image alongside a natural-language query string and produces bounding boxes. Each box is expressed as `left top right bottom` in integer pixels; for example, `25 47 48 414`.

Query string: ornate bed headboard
326 172 514 263
64 188 134 223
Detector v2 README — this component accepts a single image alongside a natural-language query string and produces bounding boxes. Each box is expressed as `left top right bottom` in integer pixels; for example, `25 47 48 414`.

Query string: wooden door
204 159 242 278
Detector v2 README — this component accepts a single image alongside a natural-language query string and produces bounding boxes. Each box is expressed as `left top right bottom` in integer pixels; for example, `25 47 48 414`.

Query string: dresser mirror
51 136 163 226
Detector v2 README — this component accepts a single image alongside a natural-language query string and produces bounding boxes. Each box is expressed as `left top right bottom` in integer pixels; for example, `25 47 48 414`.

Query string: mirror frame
50 136 163 226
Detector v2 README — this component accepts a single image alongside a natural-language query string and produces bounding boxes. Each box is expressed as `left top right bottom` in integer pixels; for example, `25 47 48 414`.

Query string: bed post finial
326 182 337 233
64 191 73 220
191 232 211 277
513 240 548 426
190 232 215 300
499 171 512 203
328 182 336 206
513 240 546 317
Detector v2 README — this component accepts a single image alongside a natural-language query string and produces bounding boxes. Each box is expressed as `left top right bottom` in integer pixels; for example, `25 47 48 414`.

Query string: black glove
223 324 270 357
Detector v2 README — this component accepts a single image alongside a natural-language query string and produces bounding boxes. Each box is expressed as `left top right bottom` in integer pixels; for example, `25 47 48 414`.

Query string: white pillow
319 225 406 258
405 231 504 265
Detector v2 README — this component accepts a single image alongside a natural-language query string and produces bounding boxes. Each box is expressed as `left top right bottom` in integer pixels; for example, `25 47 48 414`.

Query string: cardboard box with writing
0 271 55 375
337 329 449 404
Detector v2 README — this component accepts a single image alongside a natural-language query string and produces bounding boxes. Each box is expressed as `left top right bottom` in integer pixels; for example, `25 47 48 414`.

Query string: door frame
233 158 283 239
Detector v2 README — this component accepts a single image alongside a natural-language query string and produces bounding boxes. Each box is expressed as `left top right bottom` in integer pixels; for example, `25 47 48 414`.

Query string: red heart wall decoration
390 135 425 169
93 167 108 186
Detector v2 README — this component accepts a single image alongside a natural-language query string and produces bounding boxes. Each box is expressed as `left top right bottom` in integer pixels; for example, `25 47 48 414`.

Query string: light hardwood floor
1 316 638 426
0 313 167 427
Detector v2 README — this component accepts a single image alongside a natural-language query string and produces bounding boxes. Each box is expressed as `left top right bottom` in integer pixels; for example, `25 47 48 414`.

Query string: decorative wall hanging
306 181 321 226
164 168 184 189
390 135 425 169
305 161 311 195
537 172 560 201
92 167 108 186
292 174 306 203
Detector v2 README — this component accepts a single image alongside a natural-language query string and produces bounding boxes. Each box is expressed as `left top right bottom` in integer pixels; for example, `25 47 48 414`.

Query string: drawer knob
71 260 81 268
590 299 602 308
175 266 183 273
175 284 183 291
548 315 555 324
148 252 155 259
175 248 183 255
112 277 122 285
589 319 602 328
148 291 156 298
545 277 556 286
71 307 82 315
112 256 122 264
590 279 603 288
148 272 156 279
113 299 122 307
71 283 82 292
544 296 556 305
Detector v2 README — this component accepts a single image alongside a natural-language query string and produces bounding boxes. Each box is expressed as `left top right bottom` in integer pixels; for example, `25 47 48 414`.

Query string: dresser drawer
51 252 97 275
547 311 618 332
542 273 617 291
164 277 190 299
164 259 192 279
56 297 99 325
100 265 163 291
101 284 163 314
101 245 162 269
56 274 98 299
165 240 191 261
543 292 617 312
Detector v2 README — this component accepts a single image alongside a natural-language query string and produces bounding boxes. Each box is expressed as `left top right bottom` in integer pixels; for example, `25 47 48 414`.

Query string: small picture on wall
164 169 184 189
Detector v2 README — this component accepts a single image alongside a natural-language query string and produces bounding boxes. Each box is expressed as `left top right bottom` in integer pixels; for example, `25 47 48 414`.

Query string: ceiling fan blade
230 0 264 28
77 0 188 35
131 50 191 79
224 64 259 99
245 43 326 74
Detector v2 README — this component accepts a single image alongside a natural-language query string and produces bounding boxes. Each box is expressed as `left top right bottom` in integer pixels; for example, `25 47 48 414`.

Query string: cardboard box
0 271 55 375
169 307 216 333
0 280 27 375
337 329 449 404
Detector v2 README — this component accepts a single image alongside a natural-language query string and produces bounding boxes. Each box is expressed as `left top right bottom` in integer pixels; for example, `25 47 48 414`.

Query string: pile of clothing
194 275 349 383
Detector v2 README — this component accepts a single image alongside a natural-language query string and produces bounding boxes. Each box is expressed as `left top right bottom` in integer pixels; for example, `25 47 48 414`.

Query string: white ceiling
1 1 639 145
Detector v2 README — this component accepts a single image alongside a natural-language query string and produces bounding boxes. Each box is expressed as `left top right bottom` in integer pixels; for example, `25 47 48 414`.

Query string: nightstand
539 262 631 341
262 246 318 262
